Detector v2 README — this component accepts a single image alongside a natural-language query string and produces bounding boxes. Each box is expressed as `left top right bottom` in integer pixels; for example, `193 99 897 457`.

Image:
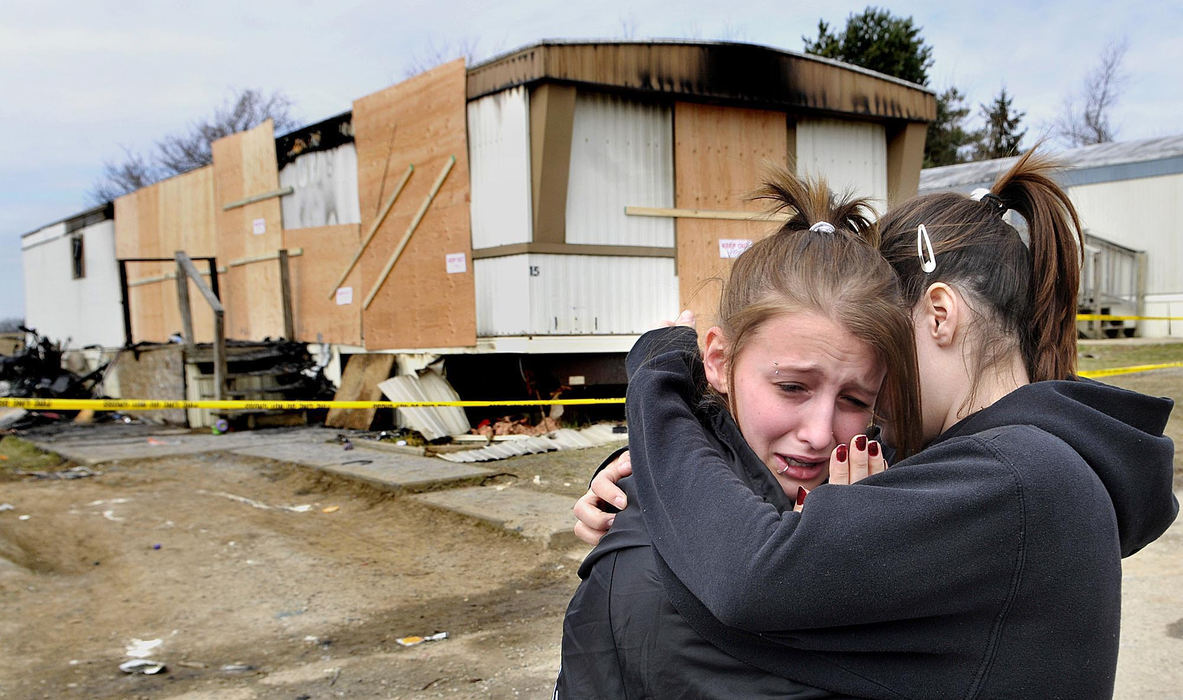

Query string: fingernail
854 435 867 450
606 517 615 528
868 441 880 457
836 444 848 461
795 486 809 507
614 496 626 508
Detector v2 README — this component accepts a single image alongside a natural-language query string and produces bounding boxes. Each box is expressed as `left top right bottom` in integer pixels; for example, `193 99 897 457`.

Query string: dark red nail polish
855 435 867 450
796 486 809 507
836 444 848 461
868 441 880 457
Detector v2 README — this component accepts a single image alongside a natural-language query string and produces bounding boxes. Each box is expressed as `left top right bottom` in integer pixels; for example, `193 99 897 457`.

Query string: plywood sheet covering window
212 121 285 340
352 59 475 350
283 224 363 345
673 102 788 326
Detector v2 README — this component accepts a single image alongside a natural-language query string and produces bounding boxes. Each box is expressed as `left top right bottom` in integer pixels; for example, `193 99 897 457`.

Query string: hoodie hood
936 378 1178 557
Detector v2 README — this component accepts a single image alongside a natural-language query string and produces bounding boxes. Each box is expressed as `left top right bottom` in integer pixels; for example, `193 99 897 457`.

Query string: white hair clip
916 224 936 273
808 221 836 234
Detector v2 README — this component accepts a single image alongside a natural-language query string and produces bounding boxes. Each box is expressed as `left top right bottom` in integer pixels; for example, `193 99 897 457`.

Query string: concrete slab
411 486 580 549
231 438 495 494
25 425 307 465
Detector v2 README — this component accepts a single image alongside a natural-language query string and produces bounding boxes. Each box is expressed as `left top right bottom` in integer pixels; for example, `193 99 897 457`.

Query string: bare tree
91 88 299 203
1056 38 1128 147
401 38 483 79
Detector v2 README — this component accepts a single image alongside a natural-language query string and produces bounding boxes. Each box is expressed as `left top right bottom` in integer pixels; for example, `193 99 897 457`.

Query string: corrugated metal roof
920 134 1183 193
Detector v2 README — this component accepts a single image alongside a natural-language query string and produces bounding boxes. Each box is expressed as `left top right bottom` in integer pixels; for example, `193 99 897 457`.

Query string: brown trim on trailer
529 83 576 245
471 243 675 259
467 41 936 123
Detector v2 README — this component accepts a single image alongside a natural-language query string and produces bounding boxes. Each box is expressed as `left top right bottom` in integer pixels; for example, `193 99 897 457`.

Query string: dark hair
878 149 1083 406
711 169 923 457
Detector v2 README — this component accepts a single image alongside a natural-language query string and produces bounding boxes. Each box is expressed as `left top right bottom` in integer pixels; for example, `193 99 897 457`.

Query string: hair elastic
808 221 836 234
916 224 937 273
970 188 1007 215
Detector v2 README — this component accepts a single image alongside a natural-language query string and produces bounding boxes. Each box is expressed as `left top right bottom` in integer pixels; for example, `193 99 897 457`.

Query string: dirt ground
1 366 1182 699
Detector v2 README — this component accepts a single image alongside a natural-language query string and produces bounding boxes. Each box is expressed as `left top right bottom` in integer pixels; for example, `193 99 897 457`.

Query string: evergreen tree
802 7 933 85
974 87 1026 160
924 87 981 168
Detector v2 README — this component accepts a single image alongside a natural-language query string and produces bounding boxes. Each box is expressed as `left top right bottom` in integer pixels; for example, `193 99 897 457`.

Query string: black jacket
623 326 1178 699
556 332 838 698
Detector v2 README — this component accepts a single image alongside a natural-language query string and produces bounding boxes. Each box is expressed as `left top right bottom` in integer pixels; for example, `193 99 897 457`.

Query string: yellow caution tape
1077 314 1183 322
0 397 625 412
1078 362 1183 378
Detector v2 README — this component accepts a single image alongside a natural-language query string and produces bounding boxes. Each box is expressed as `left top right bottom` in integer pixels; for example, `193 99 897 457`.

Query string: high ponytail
711 168 923 457
990 151 1083 380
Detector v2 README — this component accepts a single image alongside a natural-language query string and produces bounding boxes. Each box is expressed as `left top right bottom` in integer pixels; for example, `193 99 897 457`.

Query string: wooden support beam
278 249 294 340
625 206 789 222
175 260 195 350
221 186 294 211
226 248 303 268
328 164 414 298
363 156 455 309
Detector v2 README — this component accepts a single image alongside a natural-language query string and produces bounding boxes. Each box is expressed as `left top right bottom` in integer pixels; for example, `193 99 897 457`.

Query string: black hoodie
621 326 1178 699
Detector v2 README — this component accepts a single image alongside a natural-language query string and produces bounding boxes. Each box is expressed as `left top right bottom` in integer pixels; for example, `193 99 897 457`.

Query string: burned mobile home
21 40 936 428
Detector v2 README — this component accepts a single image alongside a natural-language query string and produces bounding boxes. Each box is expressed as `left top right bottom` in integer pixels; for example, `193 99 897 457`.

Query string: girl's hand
826 434 886 486
573 451 632 545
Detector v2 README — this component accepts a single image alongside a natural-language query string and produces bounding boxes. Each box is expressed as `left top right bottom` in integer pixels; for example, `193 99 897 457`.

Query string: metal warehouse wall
467 86 532 249
22 219 124 348
1069 172 1183 337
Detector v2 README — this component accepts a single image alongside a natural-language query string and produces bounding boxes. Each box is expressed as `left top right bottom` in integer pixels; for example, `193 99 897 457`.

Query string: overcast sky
3 0 1181 321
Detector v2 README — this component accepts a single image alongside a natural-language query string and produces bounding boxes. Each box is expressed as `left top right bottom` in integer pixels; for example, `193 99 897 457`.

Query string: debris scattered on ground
16 465 100 480
198 490 314 513
396 631 448 647
472 415 561 439
441 423 627 463
119 659 166 675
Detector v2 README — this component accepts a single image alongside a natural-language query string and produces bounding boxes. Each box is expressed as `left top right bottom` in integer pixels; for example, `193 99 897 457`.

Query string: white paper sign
252 218 266 235
335 287 353 305
445 252 467 274
718 239 753 259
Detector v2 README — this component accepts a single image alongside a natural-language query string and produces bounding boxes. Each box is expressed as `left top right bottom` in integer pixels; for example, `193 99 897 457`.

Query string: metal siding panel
278 144 361 230
475 255 532 335
566 93 674 247
529 255 678 335
468 87 532 249
796 119 888 213
1069 174 1183 296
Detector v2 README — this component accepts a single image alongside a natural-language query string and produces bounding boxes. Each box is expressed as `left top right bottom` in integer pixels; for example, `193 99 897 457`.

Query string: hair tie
916 224 936 273
970 188 1007 216
808 221 836 234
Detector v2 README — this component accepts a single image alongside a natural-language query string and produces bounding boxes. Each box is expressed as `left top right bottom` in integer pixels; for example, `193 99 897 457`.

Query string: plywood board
114 167 218 344
673 102 788 327
324 353 396 429
212 121 286 340
283 224 363 345
352 59 476 350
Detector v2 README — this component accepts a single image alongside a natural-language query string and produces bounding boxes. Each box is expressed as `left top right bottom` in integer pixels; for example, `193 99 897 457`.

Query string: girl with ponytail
571 149 1178 698
556 170 922 696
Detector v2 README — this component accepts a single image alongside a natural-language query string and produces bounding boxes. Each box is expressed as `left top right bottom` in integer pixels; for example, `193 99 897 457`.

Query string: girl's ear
702 326 729 394
919 283 960 347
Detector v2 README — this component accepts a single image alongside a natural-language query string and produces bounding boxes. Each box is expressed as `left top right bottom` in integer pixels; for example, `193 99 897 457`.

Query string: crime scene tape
1076 314 1183 322
1078 362 1183 379
0 397 626 412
